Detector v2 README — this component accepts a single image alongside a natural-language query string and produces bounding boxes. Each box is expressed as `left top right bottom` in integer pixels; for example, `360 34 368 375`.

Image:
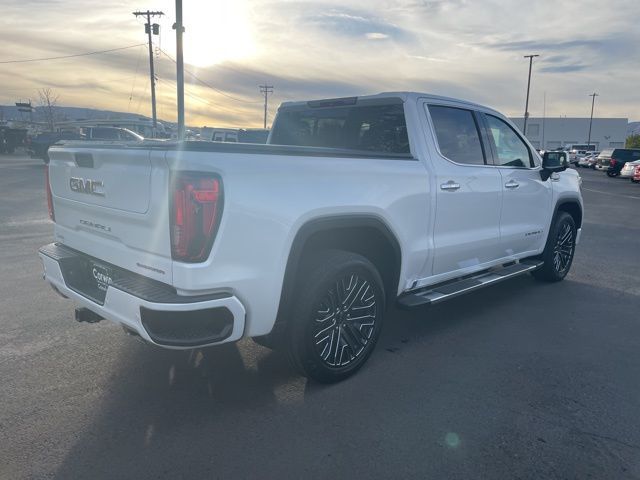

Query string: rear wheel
532 212 576 282
285 250 385 383
607 170 618 177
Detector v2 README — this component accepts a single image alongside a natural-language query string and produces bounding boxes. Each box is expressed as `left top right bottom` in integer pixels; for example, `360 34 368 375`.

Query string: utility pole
587 92 599 148
259 84 274 129
173 0 185 140
522 54 539 136
542 91 546 150
133 10 164 137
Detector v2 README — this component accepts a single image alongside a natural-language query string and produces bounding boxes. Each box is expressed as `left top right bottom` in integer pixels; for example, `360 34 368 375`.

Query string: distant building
509 117 628 151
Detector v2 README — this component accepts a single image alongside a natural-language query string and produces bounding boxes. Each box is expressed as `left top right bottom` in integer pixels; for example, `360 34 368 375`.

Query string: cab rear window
270 103 409 154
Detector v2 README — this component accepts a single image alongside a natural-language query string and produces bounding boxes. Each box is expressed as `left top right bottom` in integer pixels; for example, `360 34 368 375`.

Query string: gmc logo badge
69 177 105 197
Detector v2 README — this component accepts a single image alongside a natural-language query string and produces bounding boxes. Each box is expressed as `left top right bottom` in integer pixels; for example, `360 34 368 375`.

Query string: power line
128 44 145 112
0 43 145 64
160 49 261 104
159 76 242 115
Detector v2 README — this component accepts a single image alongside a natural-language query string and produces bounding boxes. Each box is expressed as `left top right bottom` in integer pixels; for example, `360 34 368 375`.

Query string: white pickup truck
40 92 583 382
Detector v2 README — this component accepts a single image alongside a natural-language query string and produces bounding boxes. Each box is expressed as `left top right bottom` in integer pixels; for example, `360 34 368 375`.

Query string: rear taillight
170 173 222 262
610 159 617 167
45 165 55 221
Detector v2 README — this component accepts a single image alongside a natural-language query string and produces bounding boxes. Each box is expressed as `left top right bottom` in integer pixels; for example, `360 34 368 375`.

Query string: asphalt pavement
1 153 639 479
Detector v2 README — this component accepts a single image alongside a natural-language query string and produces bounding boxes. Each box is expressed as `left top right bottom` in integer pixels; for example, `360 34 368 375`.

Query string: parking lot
1 153 639 479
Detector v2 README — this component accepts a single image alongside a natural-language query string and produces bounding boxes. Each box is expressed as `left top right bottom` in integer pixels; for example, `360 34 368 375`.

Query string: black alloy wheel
532 211 577 282
286 250 385 383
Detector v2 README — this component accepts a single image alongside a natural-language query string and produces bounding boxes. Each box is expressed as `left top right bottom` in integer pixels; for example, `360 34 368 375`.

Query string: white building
509 117 628 151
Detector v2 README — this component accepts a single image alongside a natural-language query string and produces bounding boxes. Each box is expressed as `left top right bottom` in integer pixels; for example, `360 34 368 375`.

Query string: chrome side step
397 260 543 309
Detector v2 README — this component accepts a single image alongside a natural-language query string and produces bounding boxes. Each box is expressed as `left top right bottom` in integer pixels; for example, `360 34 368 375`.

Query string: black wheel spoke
341 322 365 352
552 221 575 274
312 272 378 368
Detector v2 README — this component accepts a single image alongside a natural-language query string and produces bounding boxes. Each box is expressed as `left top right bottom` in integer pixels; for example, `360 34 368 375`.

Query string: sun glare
182 1 255 67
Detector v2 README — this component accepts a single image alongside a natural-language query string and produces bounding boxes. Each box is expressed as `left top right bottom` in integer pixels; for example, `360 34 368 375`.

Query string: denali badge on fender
69 177 105 196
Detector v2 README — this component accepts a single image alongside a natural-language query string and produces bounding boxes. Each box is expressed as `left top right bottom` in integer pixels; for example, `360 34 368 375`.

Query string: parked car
597 148 640 177
79 126 144 141
633 164 640 183
40 92 583 383
29 131 84 162
569 150 589 165
621 159 640 179
0 126 28 154
577 151 599 168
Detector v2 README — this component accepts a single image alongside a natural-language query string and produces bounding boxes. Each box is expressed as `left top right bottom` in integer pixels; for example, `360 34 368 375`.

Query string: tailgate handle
75 153 94 168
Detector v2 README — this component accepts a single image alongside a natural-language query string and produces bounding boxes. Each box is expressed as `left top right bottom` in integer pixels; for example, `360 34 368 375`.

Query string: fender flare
272 214 402 334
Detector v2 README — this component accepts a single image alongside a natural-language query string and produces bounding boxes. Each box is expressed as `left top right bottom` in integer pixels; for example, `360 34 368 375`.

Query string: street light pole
587 92 599 148
522 54 539 136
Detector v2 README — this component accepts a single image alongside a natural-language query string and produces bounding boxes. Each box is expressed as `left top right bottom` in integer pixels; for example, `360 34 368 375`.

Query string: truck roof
279 91 500 116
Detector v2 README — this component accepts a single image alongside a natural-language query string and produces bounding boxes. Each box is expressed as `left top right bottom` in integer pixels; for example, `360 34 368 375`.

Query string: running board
397 260 543 309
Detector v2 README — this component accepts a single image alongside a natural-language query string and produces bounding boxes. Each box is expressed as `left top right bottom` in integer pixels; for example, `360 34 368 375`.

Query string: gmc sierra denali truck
39 92 583 382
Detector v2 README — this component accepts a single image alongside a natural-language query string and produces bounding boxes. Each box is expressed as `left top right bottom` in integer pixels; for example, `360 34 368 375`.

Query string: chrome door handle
505 180 520 189
440 181 460 191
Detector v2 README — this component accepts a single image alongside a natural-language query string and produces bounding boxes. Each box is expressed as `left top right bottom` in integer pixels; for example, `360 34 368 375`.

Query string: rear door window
613 149 640 161
427 105 485 165
91 128 119 140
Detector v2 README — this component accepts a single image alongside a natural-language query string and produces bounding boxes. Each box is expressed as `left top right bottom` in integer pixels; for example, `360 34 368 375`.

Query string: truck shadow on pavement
52 274 640 479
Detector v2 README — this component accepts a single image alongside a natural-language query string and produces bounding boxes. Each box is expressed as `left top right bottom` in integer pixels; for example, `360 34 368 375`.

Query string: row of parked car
573 148 640 183
29 126 143 163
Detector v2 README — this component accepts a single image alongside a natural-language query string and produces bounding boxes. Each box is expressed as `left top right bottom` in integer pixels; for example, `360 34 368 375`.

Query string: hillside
0 105 156 125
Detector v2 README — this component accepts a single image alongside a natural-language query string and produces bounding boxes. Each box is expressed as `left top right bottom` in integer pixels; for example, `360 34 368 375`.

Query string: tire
285 250 385 383
606 171 618 177
532 212 577 282
631 179 639 184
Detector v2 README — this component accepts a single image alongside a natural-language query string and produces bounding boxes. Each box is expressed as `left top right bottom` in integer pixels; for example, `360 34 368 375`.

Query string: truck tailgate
48 146 172 284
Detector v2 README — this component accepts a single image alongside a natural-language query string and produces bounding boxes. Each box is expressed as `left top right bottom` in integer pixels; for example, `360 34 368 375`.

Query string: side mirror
540 151 567 180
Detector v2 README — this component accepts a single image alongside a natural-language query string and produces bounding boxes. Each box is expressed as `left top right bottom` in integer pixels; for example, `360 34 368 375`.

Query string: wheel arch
555 199 583 229
272 214 402 337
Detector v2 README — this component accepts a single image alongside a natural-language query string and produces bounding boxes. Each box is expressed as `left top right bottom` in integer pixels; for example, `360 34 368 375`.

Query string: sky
1 0 638 127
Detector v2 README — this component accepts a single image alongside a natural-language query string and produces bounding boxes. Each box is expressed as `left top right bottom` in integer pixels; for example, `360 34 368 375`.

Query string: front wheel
285 250 385 383
532 212 577 282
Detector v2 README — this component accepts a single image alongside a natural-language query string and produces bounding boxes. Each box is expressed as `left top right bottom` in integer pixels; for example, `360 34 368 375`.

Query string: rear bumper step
398 260 543 309
39 242 246 349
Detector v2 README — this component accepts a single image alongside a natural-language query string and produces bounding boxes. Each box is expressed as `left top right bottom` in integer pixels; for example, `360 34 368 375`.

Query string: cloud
365 33 390 40
302 7 414 42
538 64 589 73
541 55 572 64
1 0 639 125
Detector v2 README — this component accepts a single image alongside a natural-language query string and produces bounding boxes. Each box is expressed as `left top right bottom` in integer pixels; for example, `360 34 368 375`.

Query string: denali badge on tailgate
69 177 105 196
